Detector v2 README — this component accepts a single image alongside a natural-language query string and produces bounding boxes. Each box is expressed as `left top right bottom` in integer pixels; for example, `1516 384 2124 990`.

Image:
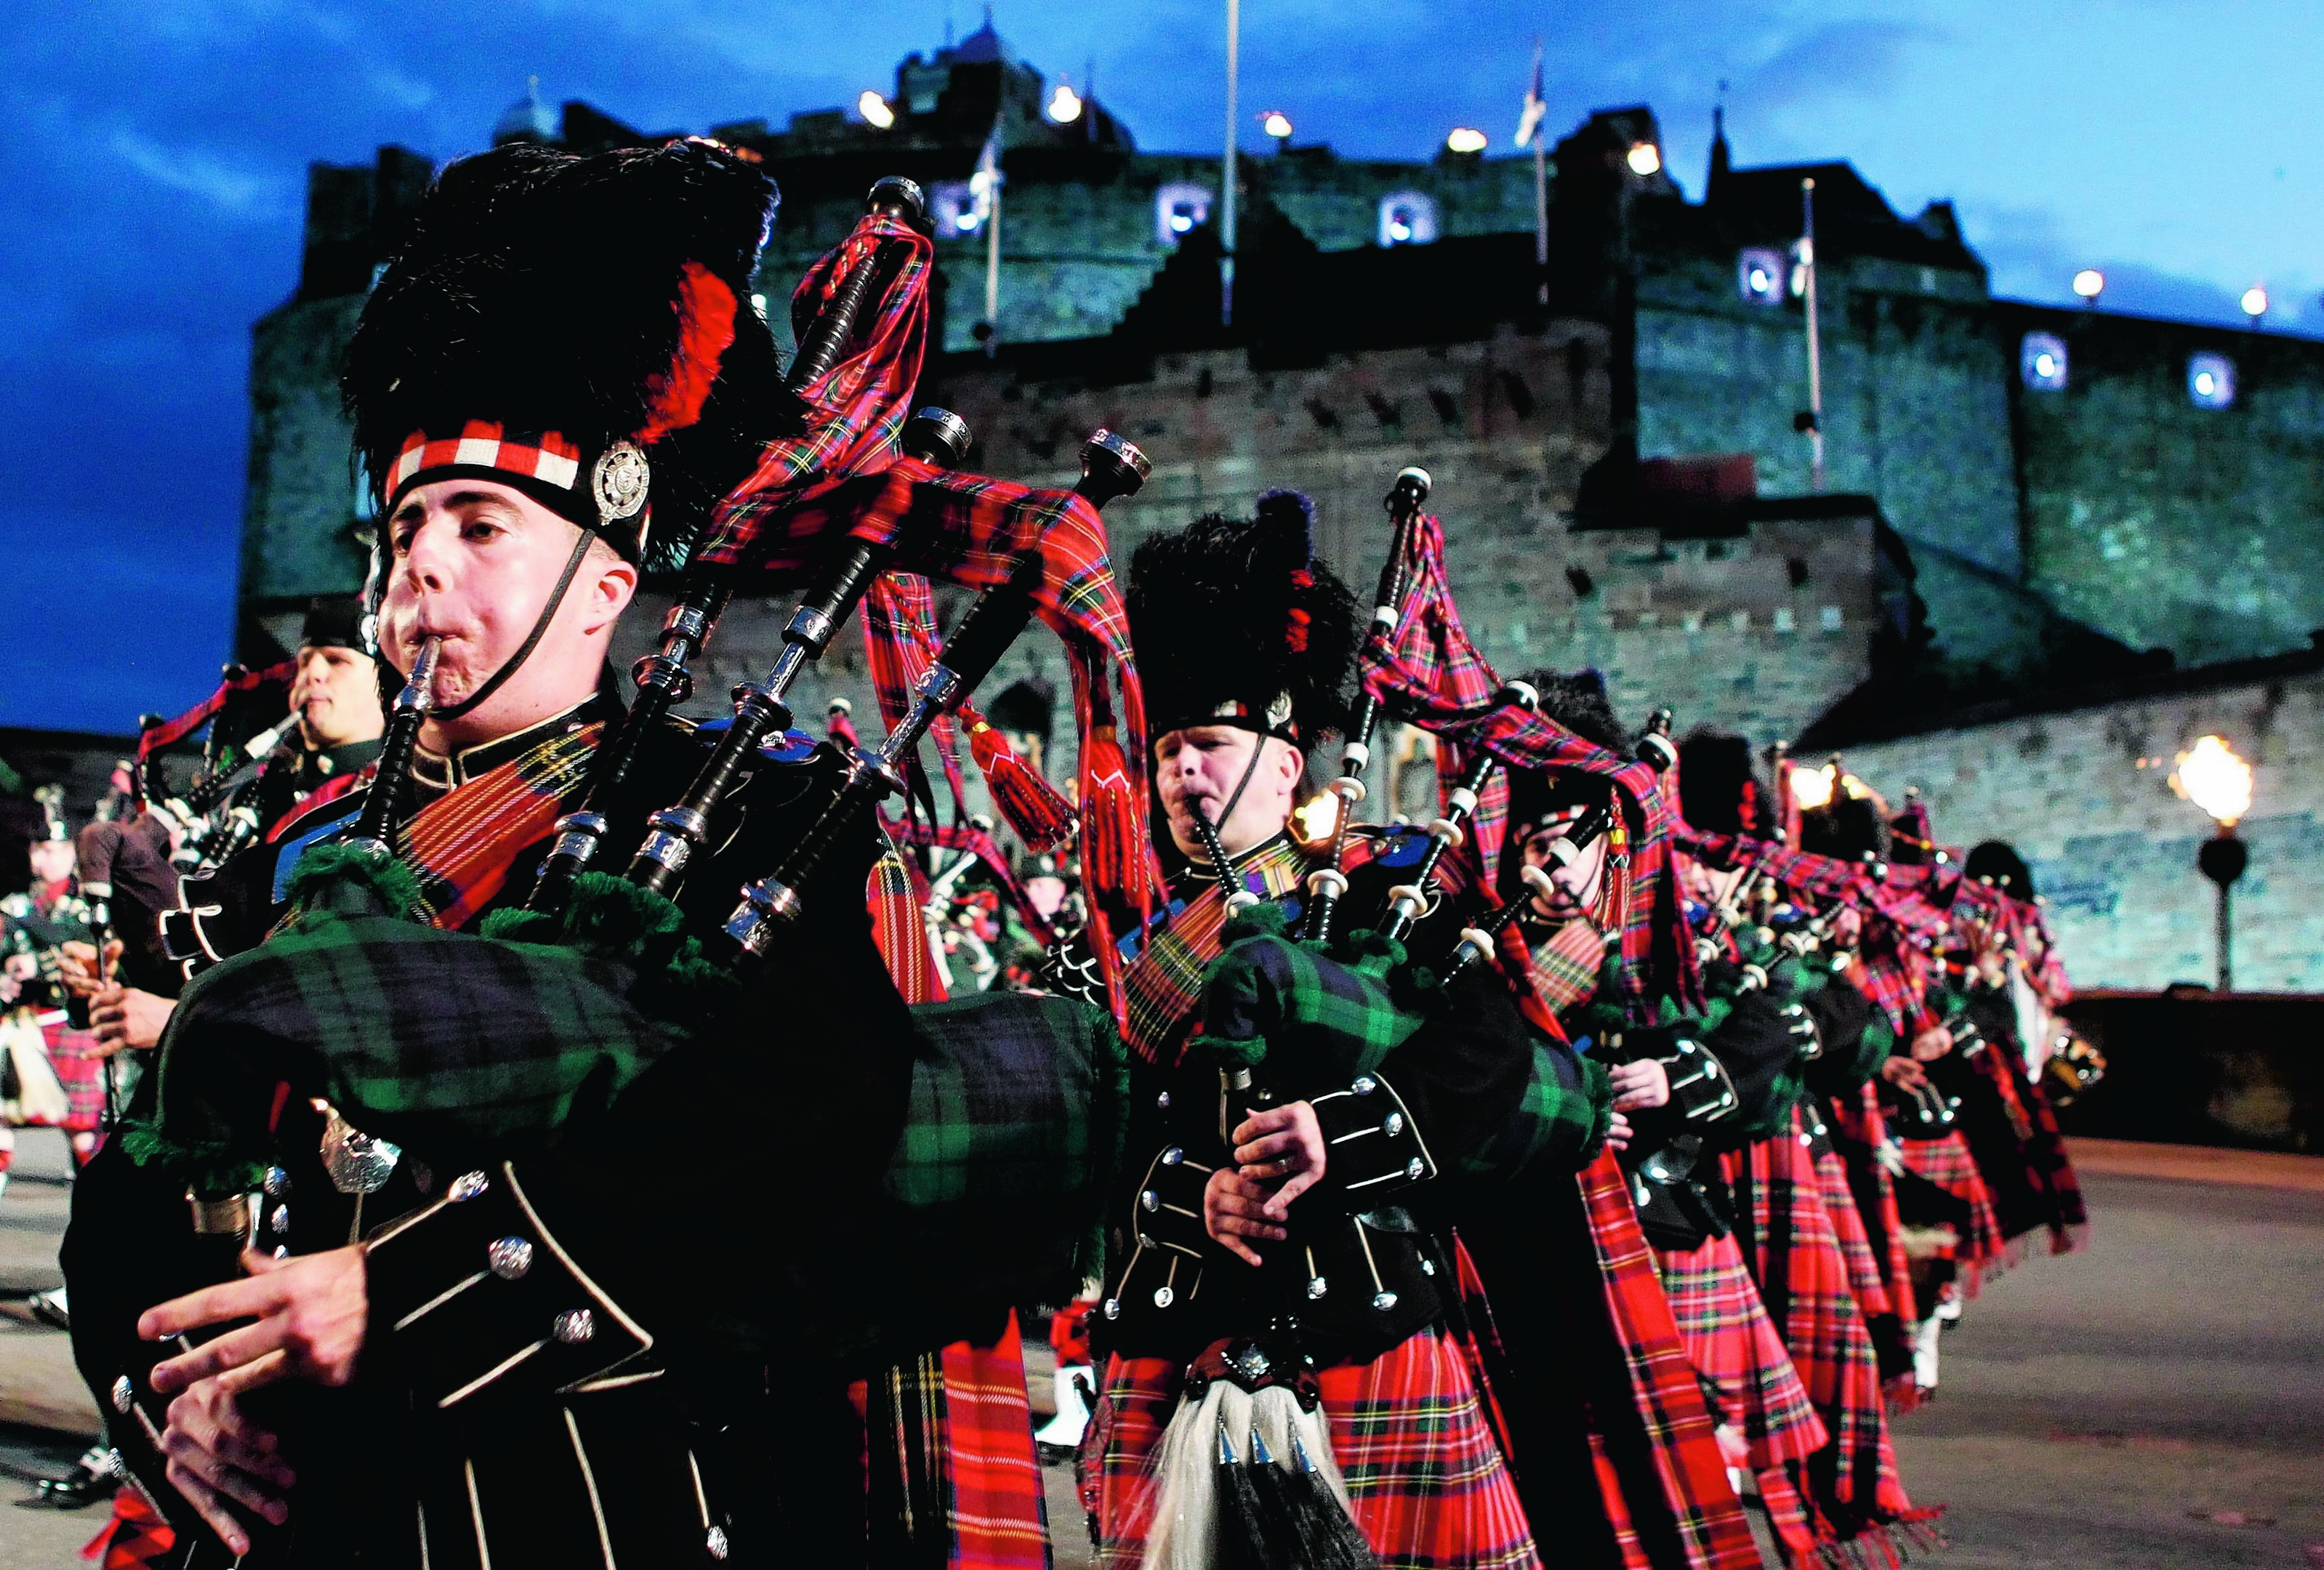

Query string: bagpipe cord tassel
962 705 1077 851
1143 1381 1372 1570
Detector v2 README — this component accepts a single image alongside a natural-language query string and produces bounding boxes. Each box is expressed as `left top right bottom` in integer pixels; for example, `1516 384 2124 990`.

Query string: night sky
7 1 2320 735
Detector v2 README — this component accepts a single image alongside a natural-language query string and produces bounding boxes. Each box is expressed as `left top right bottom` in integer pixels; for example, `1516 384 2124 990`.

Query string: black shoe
28 1460 112 1510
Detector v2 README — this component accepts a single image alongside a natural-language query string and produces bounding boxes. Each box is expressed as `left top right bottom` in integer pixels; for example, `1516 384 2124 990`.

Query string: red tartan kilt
1085 1329 1540 1570
31 1016 105 1132
1813 1145 1891 1317
1653 1230 1828 1471
1898 1130 2006 1279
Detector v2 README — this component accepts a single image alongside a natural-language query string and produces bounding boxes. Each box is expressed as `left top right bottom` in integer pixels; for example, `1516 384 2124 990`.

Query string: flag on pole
1515 41 1547 148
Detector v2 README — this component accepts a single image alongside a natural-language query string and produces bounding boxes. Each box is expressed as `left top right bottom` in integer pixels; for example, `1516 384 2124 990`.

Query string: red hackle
638 262 739 443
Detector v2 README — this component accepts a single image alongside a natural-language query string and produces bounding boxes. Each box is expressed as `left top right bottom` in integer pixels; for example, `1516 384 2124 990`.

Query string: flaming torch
2170 734 2254 991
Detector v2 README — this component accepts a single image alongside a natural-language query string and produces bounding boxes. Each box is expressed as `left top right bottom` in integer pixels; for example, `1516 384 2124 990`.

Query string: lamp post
2171 735 2254 991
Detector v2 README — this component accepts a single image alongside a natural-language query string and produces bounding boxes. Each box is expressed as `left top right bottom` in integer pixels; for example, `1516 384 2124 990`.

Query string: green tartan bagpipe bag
129 849 1127 1339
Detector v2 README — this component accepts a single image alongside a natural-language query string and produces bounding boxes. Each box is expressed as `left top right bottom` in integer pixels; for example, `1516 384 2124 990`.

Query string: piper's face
377 478 635 742
289 645 385 750
28 841 74 884
1154 725 1303 861
1519 821 1607 919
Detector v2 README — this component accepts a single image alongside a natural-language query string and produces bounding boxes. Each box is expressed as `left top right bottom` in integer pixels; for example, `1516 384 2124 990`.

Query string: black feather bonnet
1125 490 1360 745
342 139 784 577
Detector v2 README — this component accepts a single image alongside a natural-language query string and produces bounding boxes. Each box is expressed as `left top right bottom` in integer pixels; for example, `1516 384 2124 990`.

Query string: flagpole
1801 177 1824 490
1529 40 1548 305
984 172 1002 355
1221 0 1239 325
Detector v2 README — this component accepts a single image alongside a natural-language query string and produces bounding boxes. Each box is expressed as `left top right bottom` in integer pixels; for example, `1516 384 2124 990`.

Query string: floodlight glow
859 91 895 129
1446 126 1489 154
2171 735 2253 826
2242 285 2269 318
1626 142 1662 177
2072 268 2105 299
1048 84 1083 124
1790 765 1836 810
1262 110 1293 140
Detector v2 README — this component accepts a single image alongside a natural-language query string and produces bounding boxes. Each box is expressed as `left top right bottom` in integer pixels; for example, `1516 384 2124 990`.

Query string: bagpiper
67 137 1130 1567
1071 494 1624 1569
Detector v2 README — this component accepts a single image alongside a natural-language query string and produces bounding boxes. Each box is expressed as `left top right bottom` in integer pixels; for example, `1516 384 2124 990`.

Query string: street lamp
2170 734 2253 990
1260 110 1293 140
2072 267 2105 304
2241 283 2269 321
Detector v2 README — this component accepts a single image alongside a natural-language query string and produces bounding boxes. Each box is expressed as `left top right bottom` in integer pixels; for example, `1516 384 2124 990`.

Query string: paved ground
0 1139 2315 1567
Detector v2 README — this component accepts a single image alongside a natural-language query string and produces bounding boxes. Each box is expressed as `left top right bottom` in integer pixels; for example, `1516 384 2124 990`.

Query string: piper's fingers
140 1273 285 1344
150 1318 289 1395
1261 1167 1322 1219
168 1388 294 1486
1210 1187 1276 1221
1216 1213 1288 1242
218 1348 294 1398
164 1457 257 1558
1229 1106 1297 1145
1606 1111 1633 1152
161 1421 289 1529
1218 1232 1266 1268
1232 1130 1303 1166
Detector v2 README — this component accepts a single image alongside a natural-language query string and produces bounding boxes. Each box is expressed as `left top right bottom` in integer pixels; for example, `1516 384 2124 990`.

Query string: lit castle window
2188 352 2236 410
930 182 981 236
2020 331 2069 391
1737 247 1785 306
1154 184 1213 246
1378 192 1438 247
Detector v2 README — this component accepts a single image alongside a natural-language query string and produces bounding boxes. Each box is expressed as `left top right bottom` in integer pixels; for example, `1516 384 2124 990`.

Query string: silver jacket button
487 1237 534 1280
110 1375 132 1414
1351 1076 1377 1096
448 1172 490 1201
552 1309 595 1345
1371 1290 1399 1312
262 1167 291 1198
707 1525 731 1560
1383 1111 1405 1138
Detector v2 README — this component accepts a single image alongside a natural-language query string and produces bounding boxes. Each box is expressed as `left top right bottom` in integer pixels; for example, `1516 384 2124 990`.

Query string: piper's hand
1204 1167 1286 1267
1910 1024 1955 1062
1609 1058 1670 1111
57 939 120 997
1231 1101 1327 1219
1881 1055 1929 1091
1605 1110 1634 1153
92 985 173 1054
160 1375 295 1554
143 1246 368 1396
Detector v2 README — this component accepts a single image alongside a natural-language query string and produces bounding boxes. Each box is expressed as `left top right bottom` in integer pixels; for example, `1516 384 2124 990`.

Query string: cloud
108 127 294 217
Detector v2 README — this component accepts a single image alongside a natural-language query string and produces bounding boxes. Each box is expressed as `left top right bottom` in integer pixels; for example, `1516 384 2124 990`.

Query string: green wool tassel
282 841 427 923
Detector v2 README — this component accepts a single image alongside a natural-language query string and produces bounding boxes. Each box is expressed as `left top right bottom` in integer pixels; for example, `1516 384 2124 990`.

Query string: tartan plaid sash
395 722 603 930
270 720 603 930
1114 837 1311 1067
1521 917 1609 1015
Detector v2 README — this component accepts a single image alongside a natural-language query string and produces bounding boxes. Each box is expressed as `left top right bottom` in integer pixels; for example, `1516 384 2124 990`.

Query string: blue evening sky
5 0 2318 733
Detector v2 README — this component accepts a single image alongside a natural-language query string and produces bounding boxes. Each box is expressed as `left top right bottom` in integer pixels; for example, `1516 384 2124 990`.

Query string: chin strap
419 527 598 724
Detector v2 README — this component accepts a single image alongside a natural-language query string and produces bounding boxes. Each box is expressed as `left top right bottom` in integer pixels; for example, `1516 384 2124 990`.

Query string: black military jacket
67 696 911 1567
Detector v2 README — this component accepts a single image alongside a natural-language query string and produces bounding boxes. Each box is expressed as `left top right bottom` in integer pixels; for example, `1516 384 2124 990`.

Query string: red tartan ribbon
693 212 935 570
136 660 295 764
1359 511 1683 1013
730 456 1151 966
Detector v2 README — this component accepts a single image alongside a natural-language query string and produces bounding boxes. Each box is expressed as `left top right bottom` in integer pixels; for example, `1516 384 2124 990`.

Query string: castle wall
2001 302 2324 668
1843 662 2324 992
240 294 369 608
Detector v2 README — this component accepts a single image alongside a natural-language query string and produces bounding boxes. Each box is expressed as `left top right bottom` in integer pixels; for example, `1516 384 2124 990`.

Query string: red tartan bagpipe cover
1359 511 1686 1012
